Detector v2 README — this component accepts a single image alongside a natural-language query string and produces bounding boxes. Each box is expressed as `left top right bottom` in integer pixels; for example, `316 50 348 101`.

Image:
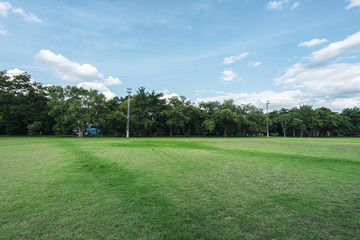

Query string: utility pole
266 100 270 138
126 88 132 138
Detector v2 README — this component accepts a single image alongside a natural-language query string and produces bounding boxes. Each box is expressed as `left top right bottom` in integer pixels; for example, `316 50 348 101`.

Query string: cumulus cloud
0 2 41 22
104 76 122 86
274 30 360 109
308 31 360 66
5 68 34 82
6 68 25 76
160 88 181 101
223 52 248 64
35 50 102 82
220 69 238 83
298 38 328 47
196 89 360 111
77 82 116 99
197 90 308 109
199 30 360 111
346 0 360 9
5 68 27 80
35 49 122 99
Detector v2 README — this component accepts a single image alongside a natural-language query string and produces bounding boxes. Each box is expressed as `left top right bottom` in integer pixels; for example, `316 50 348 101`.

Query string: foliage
1 69 360 137
27 121 43 135
0 70 53 135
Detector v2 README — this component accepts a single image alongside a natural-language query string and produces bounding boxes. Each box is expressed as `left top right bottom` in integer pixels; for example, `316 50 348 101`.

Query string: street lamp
266 100 270 138
126 88 132 138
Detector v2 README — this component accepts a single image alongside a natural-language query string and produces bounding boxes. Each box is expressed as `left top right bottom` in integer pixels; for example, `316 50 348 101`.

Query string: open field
1 137 359 239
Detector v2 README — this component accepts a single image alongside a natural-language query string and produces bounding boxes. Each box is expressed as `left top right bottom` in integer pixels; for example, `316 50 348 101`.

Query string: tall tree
0 71 52 135
277 108 293 137
214 100 239 137
342 107 360 135
130 87 166 136
48 86 100 137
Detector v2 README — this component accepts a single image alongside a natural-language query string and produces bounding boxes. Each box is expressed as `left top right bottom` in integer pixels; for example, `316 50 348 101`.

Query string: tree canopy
1 70 360 137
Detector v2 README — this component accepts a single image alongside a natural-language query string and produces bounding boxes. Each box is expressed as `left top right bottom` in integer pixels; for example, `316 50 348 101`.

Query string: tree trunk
187 125 190 136
170 127 173 137
293 128 296 137
78 127 83 138
224 124 227 137
283 127 286 137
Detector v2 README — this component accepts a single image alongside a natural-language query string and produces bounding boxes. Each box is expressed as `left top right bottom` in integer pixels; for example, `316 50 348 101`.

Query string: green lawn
1 137 359 239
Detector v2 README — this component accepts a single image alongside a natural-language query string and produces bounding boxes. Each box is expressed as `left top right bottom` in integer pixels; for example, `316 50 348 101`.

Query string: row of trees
1 70 360 137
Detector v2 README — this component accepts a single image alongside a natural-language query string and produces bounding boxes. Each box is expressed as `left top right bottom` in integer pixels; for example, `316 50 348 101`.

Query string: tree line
1 70 360 137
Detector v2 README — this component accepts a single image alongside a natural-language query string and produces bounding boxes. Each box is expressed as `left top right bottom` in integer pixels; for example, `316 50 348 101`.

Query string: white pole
266 100 270 138
126 88 132 138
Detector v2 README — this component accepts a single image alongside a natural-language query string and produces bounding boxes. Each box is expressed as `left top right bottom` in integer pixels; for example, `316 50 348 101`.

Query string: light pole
126 88 132 138
266 100 270 138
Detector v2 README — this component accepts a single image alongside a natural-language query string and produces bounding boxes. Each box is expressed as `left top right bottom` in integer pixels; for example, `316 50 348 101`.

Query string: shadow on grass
57 144 214 239
109 140 209 150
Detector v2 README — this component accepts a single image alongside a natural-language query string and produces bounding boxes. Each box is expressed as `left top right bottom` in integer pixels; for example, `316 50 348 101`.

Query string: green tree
342 107 360 135
277 108 293 137
103 97 127 136
48 86 100 137
214 100 239 137
0 71 52 135
27 121 43 136
130 87 166 136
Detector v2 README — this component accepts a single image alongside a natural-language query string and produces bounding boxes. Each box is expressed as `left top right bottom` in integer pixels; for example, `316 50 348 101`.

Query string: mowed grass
0 137 359 239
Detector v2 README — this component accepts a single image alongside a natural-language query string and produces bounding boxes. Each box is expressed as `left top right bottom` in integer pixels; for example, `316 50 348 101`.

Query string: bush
27 121 42 136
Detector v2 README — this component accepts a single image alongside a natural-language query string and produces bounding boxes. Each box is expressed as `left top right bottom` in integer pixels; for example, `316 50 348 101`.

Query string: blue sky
1 0 360 111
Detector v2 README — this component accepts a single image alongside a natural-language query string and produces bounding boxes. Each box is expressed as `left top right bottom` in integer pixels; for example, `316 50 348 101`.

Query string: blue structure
84 128 101 135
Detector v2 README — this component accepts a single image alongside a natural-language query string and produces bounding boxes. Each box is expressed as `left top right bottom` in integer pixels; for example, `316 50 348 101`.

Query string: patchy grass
0 137 359 239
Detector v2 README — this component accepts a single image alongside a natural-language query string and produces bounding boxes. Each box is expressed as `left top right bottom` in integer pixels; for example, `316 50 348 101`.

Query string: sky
1 0 360 111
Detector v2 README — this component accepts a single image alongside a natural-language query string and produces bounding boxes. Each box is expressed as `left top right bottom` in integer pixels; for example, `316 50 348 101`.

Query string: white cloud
291 2 299 10
248 61 262 67
160 88 181 101
197 90 309 109
309 31 360 66
199 30 360 111
220 69 238 83
0 2 11 16
77 82 116 99
0 2 41 22
277 63 360 95
298 38 328 47
12 8 42 23
267 0 289 10
196 88 360 111
346 0 360 9
5 68 34 82
274 30 360 110
104 76 122 86
5 68 26 80
35 49 121 99
35 49 102 82
223 52 248 64
7 68 25 76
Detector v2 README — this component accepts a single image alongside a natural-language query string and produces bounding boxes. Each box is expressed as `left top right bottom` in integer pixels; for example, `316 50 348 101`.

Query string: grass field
1 137 359 239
